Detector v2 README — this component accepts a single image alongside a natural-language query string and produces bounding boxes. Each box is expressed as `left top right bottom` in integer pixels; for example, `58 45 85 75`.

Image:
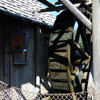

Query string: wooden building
1 0 100 99
0 0 55 93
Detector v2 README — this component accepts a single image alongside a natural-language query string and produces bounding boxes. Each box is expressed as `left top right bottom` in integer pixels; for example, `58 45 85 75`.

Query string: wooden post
93 0 100 99
60 0 92 31
36 25 41 93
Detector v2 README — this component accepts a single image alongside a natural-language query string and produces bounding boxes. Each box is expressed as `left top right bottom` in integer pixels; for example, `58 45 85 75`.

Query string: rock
42 97 50 100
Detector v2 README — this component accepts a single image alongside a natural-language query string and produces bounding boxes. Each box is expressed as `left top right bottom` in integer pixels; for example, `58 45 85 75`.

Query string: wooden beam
32 1 92 13
70 0 87 3
78 23 90 54
52 0 88 4
50 42 68 51
38 0 55 7
38 0 90 6
80 4 92 13
60 0 92 31
51 40 67 43
52 27 67 48
55 50 66 52
39 6 66 12
32 6 66 13
58 0 88 4
75 26 80 43
84 59 92 91
75 76 82 92
50 53 68 66
69 40 87 58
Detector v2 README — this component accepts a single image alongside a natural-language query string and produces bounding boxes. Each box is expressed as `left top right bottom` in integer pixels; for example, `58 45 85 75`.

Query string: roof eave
0 8 53 29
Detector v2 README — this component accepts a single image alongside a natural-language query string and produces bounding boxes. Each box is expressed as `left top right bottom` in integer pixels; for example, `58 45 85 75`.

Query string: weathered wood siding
0 14 4 81
0 13 48 90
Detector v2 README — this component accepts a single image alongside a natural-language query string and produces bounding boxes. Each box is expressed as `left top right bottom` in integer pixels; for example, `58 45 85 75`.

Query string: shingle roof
0 0 55 25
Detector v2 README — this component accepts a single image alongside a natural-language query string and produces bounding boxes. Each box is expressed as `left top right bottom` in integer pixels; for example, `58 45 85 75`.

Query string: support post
60 0 92 31
93 0 100 99
36 25 41 93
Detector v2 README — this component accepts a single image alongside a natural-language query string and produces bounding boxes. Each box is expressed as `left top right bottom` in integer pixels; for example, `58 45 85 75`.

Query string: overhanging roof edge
0 8 53 29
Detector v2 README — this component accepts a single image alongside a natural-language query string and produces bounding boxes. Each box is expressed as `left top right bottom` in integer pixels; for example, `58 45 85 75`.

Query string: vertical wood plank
0 15 4 81
36 25 41 92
